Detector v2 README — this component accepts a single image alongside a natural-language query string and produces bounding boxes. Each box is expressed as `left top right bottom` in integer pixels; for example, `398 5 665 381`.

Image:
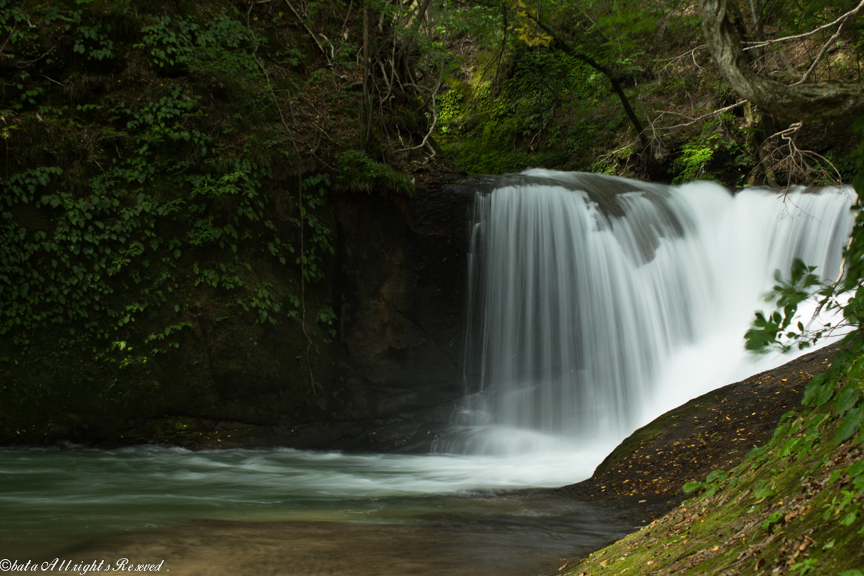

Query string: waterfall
437 170 855 455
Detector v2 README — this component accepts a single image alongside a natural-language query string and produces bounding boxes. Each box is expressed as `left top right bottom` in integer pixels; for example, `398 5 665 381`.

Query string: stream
1 443 628 575
2 173 857 575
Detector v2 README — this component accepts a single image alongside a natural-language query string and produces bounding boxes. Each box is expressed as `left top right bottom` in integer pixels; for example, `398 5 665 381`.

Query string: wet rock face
0 174 481 453
324 175 478 450
189 174 479 452
143 175 481 452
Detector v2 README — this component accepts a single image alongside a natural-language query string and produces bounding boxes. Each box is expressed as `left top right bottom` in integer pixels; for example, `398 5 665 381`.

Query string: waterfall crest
437 170 855 455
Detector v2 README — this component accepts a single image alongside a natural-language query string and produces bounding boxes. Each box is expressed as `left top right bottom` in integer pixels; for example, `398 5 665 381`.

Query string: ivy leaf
836 387 861 416
836 406 863 443
705 470 728 483
682 481 705 494
803 374 830 407
754 486 775 501
841 511 859 526
847 460 864 478
814 380 835 407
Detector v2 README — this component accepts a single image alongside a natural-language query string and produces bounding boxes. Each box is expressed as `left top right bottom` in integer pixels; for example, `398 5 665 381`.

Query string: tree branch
698 0 864 120
794 1 864 84
742 1 864 51
526 14 648 150
284 0 332 66
655 100 747 131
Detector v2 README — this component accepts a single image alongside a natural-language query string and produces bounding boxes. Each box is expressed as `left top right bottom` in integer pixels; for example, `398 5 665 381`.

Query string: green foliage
73 20 115 61
437 88 464 136
744 259 822 354
0 0 338 394
741 117 864 462
670 111 753 185
683 468 729 498
672 118 864 574
336 150 413 196
135 11 260 78
297 173 335 281
439 48 601 174
675 346 864 574
745 118 864 358
671 142 715 183
315 305 337 343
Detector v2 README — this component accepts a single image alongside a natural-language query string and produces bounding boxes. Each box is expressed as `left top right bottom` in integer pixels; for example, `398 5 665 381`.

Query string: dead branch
741 0 864 52
761 122 843 187
659 45 708 73
654 100 747 131
0 23 18 56
794 0 864 84
284 0 332 66
395 63 445 155
699 0 864 119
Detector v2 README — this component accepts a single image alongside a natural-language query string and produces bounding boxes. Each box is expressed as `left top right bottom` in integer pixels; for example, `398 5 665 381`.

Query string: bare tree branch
284 0 332 66
655 100 747 131
698 0 864 120
396 63 445 155
761 122 844 187
525 13 648 150
742 1 864 51
794 1 864 84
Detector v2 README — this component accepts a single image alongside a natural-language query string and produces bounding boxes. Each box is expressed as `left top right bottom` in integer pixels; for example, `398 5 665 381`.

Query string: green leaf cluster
0 0 338 390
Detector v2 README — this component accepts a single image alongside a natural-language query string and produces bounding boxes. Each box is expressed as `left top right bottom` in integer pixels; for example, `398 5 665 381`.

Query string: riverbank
1 344 856 576
551 341 864 575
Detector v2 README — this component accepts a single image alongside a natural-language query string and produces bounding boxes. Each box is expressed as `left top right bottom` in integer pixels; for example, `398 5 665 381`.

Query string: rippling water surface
0 443 628 575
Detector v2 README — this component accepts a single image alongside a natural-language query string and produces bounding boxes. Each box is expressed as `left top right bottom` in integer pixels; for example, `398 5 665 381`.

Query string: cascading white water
5 173 856 570
438 170 855 455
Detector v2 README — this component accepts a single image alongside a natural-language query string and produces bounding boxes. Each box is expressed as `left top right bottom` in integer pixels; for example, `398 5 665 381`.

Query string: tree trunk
698 0 864 120
362 0 372 145
529 16 649 150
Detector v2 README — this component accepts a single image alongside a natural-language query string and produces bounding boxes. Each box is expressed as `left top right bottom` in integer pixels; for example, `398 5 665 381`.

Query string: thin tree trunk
362 0 371 145
529 16 649 150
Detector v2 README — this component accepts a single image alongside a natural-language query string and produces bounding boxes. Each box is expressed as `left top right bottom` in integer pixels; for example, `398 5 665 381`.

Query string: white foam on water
2 172 856 561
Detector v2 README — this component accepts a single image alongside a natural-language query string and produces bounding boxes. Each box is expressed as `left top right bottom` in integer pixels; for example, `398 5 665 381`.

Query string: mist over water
440 170 854 455
0 444 618 561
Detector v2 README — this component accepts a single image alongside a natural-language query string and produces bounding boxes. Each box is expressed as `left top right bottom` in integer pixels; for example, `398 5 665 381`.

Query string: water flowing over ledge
437 170 855 455
1 172 857 572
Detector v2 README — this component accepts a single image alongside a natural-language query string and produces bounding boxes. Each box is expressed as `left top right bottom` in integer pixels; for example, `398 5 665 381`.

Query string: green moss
565 356 864 576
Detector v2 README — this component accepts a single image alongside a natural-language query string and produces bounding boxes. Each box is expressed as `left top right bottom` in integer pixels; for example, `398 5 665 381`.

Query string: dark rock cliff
0 174 485 452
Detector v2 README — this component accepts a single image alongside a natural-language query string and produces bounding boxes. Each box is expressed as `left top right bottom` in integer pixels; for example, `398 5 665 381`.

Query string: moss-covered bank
553 342 864 576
